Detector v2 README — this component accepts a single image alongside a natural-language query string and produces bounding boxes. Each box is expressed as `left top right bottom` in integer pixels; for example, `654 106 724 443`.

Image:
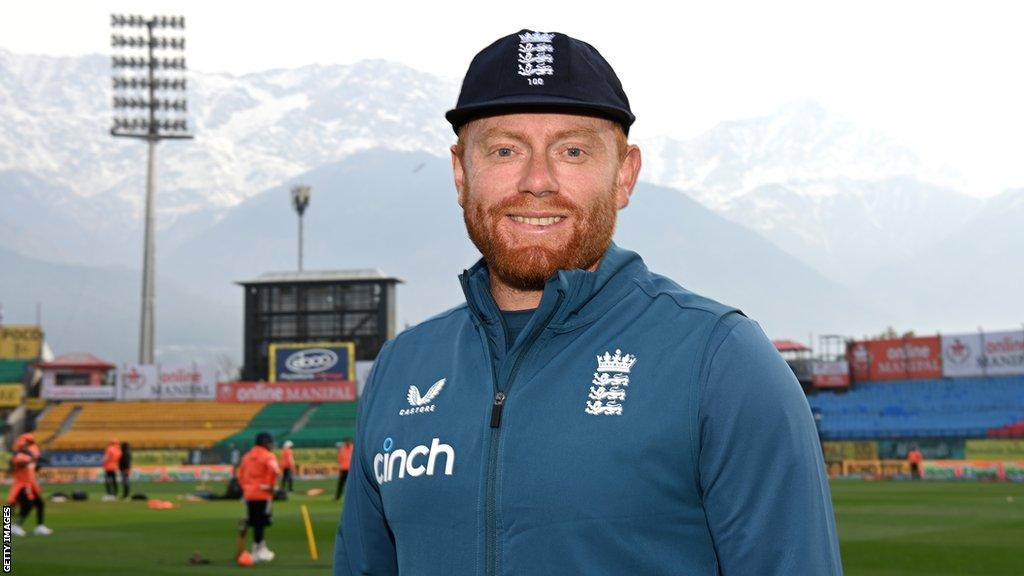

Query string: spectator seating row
287 402 357 447
44 402 265 450
33 403 78 444
216 403 311 448
38 400 360 451
807 376 1024 440
215 402 358 449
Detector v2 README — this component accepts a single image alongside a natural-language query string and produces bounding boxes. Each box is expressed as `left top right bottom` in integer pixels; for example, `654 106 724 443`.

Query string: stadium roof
773 339 811 353
35 352 115 370
236 269 404 285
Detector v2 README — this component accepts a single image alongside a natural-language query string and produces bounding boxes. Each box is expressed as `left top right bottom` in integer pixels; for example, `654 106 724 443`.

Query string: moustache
485 194 581 218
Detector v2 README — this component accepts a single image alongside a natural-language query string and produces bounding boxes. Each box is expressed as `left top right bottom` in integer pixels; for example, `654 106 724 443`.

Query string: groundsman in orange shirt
8 433 52 536
102 438 122 497
237 431 281 563
334 438 353 501
280 440 295 492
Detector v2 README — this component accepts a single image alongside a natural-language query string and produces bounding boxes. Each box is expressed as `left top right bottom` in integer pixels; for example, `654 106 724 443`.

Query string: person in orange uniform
102 438 122 497
118 441 132 499
8 433 52 536
238 431 281 563
906 446 924 480
280 440 295 492
334 438 353 501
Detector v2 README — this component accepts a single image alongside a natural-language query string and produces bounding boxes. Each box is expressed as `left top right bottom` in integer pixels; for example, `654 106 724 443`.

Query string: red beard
464 190 618 291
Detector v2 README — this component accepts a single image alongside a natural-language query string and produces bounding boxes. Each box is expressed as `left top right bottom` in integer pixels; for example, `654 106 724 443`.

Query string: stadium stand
988 420 1024 438
213 402 358 449
286 402 358 447
215 403 313 448
807 376 1024 440
45 401 265 450
33 403 80 444
0 359 30 382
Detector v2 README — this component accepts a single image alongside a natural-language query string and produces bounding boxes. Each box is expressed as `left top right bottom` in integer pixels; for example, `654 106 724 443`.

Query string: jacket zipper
483 292 564 576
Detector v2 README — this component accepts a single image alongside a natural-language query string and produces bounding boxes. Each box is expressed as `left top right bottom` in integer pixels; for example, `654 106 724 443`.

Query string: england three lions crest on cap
586 349 636 416
518 31 555 84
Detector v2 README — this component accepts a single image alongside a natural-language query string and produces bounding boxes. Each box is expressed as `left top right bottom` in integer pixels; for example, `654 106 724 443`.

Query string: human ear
451 144 467 207
615 145 641 209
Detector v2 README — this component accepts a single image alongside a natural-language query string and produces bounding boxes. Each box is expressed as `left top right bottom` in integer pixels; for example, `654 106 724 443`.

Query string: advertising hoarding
158 363 217 399
47 451 105 468
848 336 942 382
966 439 1024 460
941 330 1024 378
821 441 879 463
921 460 1023 481
811 360 850 388
118 364 218 400
0 465 235 485
0 383 24 407
217 380 357 403
0 325 43 359
118 364 160 400
828 459 1024 482
269 342 355 383
40 371 116 400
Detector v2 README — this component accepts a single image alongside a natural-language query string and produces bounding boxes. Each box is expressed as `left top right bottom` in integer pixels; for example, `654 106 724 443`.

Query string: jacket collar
458 242 646 333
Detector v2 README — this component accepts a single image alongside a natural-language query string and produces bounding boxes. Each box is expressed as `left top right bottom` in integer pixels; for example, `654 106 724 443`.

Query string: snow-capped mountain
0 48 457 241
638 101 982 284
640 101 947 208
721 177 982 284
184 59 457 208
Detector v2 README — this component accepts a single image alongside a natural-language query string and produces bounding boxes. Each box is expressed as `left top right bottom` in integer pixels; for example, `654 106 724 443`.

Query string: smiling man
334 30 842 575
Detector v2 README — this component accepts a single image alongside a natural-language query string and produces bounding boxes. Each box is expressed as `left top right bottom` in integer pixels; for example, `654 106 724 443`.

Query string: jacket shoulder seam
690 311 746 493
630 277 740 316
389 304 469 346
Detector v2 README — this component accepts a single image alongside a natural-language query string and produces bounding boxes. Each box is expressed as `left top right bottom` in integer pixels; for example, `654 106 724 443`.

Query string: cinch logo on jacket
373 437 455 485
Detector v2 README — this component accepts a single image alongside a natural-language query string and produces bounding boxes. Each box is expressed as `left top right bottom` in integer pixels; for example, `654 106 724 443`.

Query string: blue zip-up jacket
335 244 842 575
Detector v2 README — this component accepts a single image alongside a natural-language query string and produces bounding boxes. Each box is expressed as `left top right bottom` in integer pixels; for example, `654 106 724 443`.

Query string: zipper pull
490 391 507 428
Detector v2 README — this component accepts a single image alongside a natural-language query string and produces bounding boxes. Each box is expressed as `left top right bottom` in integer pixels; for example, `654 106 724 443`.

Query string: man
335 30 841 575
334 438 353 501
8 433 52 536
118 441 132 499
907 445 924 480
280 440 295 492
237 431 280 563
102 438 121 499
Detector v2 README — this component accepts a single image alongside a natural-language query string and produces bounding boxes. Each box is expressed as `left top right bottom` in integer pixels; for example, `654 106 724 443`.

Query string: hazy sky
3 0 1022 197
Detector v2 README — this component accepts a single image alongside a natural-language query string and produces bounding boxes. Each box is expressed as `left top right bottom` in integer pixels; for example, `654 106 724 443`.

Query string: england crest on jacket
586 349 636 416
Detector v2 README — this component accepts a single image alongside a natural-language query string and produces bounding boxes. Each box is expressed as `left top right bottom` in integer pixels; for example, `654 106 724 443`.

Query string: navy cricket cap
446 30 635 135
255 431 274 446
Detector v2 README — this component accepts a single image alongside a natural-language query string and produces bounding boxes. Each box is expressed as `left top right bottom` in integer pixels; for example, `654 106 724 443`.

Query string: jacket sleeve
334 344 399 576
269 453 281 480
697 315 842 575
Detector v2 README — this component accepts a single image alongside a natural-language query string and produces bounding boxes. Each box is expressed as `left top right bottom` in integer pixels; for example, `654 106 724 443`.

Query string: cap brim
446 95 635 135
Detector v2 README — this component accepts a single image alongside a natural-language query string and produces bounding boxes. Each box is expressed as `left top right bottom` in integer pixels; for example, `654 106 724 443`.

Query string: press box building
237 269 401 382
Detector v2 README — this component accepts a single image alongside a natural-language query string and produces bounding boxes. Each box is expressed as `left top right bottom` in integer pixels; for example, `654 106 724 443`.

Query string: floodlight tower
291 185 311 271
110 14 192 364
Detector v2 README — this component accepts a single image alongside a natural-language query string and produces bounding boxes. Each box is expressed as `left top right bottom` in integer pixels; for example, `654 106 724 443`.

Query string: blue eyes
491 147 584 158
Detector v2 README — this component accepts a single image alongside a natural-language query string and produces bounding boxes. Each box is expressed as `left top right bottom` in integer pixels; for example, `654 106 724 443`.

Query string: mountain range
1 48 1021 364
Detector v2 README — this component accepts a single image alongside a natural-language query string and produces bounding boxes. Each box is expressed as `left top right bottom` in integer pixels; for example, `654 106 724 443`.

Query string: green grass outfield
6 479 1024 575
832 480 1024 576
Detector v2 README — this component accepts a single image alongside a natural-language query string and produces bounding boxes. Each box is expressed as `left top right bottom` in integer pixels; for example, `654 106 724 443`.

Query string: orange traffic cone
237 550 255 567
